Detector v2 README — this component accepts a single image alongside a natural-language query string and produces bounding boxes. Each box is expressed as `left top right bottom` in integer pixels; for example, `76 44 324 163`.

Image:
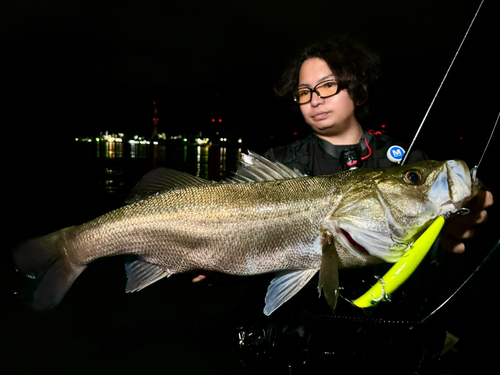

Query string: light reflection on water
75 140 241 196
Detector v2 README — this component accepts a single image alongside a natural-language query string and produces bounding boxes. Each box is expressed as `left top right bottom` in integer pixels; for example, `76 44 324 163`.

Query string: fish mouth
430 160 472 217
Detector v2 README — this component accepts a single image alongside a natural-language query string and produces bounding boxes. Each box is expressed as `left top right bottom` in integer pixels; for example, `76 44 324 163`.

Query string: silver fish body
14 153 472 314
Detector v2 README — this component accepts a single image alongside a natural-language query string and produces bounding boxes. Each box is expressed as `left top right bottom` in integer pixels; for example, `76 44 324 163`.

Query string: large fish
14 152 472 314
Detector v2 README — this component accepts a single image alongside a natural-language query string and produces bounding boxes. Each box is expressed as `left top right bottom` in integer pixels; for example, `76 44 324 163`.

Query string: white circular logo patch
387 145 405 163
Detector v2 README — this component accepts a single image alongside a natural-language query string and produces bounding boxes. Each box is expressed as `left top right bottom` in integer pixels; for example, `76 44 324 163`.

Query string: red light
460 136 463 140
212 119 215 122
381 124 386 128
153 101 156 105
293 132 297 136
219 119 222 122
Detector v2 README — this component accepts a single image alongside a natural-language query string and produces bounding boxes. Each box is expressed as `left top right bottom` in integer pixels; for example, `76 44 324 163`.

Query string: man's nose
310 90 324 106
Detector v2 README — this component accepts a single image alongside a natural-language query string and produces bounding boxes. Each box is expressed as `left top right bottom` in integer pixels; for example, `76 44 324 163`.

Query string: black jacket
264 132 427 176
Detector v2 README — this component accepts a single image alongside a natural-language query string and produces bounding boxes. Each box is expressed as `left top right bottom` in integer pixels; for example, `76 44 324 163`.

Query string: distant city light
75 129 250 148
195 137 210 145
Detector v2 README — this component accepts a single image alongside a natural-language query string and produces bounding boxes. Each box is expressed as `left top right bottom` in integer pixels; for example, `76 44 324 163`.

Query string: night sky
3 1 497 156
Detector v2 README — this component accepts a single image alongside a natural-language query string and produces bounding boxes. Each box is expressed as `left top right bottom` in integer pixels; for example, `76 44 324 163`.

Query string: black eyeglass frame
292 80 350 105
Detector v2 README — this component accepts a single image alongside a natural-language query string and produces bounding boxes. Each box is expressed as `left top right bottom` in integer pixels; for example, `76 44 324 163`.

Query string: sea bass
14 152 472 314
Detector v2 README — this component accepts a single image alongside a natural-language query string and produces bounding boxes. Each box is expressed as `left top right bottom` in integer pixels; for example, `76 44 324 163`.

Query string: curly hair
275 37 381 123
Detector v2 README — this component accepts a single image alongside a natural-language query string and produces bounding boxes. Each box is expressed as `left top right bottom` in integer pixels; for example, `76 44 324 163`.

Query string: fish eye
403 170 423 185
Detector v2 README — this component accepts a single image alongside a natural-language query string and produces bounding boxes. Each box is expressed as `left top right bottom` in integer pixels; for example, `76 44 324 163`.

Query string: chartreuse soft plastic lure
352 216 445 308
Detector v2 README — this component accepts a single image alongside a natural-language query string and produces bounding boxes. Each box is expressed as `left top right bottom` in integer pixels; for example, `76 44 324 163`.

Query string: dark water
2 139 500 374
3 140 256 374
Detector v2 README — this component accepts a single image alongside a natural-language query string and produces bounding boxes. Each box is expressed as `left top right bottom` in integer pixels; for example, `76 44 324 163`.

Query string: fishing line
419 239 499 324
471 110 499 183
477 111 499 167
402 0 485 165
419 111 499 323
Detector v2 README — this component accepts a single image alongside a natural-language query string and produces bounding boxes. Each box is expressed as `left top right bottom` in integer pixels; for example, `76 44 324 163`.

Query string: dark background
2 0 498 157
1 1 499 374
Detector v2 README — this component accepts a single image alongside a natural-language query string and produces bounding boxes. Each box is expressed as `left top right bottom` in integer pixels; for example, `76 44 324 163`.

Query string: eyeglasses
292 80 346 105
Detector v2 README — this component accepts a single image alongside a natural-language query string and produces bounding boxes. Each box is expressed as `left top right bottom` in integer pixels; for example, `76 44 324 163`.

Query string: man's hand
441 189 494 253
192 273 209 283
191 270 217 284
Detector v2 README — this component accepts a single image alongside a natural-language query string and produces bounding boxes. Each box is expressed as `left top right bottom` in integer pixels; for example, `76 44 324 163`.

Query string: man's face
298 58 358 139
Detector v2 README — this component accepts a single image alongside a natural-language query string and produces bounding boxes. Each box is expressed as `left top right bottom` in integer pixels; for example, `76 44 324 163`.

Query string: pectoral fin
264 269 318 316
318 235 340 311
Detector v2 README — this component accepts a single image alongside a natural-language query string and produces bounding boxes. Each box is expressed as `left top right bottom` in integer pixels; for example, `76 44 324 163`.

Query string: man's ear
356 96 367 106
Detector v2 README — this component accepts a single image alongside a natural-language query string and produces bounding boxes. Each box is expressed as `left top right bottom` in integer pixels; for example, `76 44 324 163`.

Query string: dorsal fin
126 168 209 204
126 151 305 202
229 150 304 183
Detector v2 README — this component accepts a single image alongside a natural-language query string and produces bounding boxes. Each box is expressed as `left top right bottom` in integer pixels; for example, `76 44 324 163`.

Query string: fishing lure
351 0 498 308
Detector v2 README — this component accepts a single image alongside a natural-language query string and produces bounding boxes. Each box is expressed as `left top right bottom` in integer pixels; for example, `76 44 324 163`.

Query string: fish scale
69 177 335 273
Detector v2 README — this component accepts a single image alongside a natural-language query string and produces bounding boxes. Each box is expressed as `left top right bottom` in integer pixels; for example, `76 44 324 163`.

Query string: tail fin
13 227 86 310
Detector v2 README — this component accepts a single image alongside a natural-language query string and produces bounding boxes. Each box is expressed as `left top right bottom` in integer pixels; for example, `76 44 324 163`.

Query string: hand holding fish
441 189 494 253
